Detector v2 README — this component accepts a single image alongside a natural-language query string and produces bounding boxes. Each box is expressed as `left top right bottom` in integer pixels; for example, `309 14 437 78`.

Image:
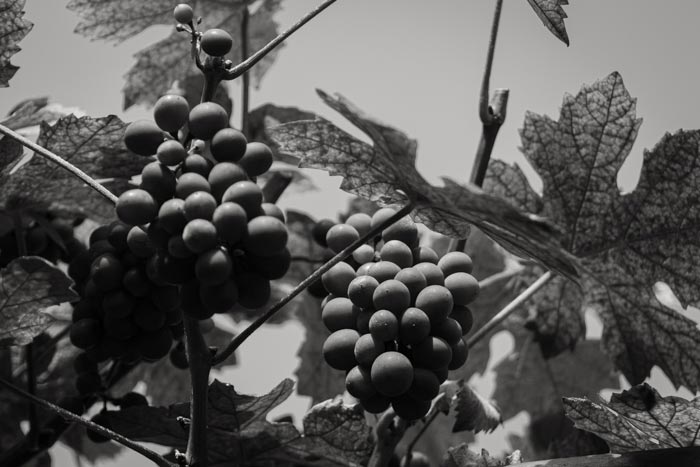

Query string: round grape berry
157 140 188 166
382 215 418 247
347 275 379 309
86 412 111 443
412 246 439 264
392 394 430 420
359 394 391 414
70 319 102 349
352 244 375 264
370 351 413 397
431 317 462 346
201 28 233 56
322 297 359 332
345 213 372 237
408 368 440 401
183 153 214 177
325 224 360 253
212 202 247 245
449 338 468 370
195 248 232 285
380 240 413 269
173 3 194 23
354 334 384 368
449 306 473 335
322 329 360 371
221 181 263 218
444 272 479 305
367 261 401 283
372 279 410 314
200 278 238 313
321 262 355 297
211 128 247 162
116 189 158 226
239 142 273 177
312 219 335 247
369 309 399 341
208 162 248 201
415 285 453 324
437 251 473 275
141 161 176 202
124 120 165 156
413 262 444 286
345 366 376 399
394 268 428 303
399 307 431 345
158 198 188 234
184 191 217 221
153 94 189 132
243 216 288 256
412 337 452 370
188 102 228 139
176 173 211 200
182 219 218 253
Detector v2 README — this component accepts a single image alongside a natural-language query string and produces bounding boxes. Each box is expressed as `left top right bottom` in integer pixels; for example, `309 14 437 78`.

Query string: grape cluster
318 208 478 420
115 91 289 320
67 222 184 394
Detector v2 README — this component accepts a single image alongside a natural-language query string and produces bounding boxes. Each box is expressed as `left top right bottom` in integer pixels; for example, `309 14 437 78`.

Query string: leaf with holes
269 89 579 280
0 257 77 347
485 71 700 390
0 0 33 87
564 383 700 452
526 0 570 45
0 114 148 223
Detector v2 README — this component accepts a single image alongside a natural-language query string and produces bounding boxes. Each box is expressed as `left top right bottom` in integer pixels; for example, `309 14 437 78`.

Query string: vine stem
224 0 339 80
240 5 250 136
212 202 415 365
368 409 408 467
0 124 119 205
183 315 212 467
467 271 554 348
403 409 440 464
0 378 175 467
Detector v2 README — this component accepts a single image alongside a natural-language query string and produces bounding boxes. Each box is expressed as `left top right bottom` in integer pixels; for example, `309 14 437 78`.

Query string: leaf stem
0 378 175 467
212 202 415 365
224 0 339 81
403 409 440 464
261 171 293 203
0 124 119 205
466 271 554 348
479 0 504 125
368 409 408 467
240 5 250 136
183 315 212 467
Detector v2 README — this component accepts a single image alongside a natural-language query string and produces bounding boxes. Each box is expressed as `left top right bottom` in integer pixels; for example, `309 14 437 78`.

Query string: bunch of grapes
318 207 478 420
114 85 289 320
67 221 183 395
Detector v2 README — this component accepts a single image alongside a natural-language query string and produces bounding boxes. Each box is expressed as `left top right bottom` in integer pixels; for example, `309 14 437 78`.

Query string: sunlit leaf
0 0 33 87
526 0 570 45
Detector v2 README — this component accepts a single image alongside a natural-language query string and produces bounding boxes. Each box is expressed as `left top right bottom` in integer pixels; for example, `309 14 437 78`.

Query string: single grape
153 94 189 132
347 275 379 309
188 102 228 139
394 268 428 304
195 248 232 285
154 254 196 285
392 394 430 421
133 300 166 331
431 317 462 346
208 162 248 201
211 128 247 162
382 216 418 247
151 285 181 312
367 261 401 283
126 226 155 258
169 341 189 369
449 306 473 335
118 392 149 408
70 319 102 349
169 234 192 259
86 411 112 443
116 189 158 226
345 366 376 399
370 207 397 232
138 328 173 361
102 290 134 319
140 161 176 202
415 285 453 324
147 221 171 251
183 153 214 178
325 224 360 253
173 3 194 23
237 272 271 309
352 244 375 264
372 279 410 314
354 333 384 367
312 219 335 247
157 140 188 166
221 181 263 218
321 262 355 297
369 309 399 341
90 254 124 291
200 278 238 313
73 352 98 375
434 366 449 383
212 202 247 245
124 120 165 156
177 174 211 201
359 394 391 414
107 221 130 253
307 277 328 298
321 297 359 332
437 251 473 275
444 272 479 305
182 219 218 253
122 267 151 297
261 203 285 223
322 329 360 371
201 28 233 56
412 246 439 265
243 216 288 256
356 262 373 276
239 142 273 177
249 248 291 280
408 368 440 401
355 308 373 334
184 191 217 221
413 262 444 286
380 240 413 269
412 337 452 370
370 351 413 397
449 338 468 370
399 307 431 345
157 198 187 234
345 213 372 237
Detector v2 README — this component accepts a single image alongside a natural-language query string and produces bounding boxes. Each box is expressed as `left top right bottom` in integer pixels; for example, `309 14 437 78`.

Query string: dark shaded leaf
0 257 77 347
564 383 700 452
486 71 700 389
0 114 148 223
442 444 522 467
526 0 570 45
0 0 33 87
269 90 579 280
448 380 501 433
107 405 189 447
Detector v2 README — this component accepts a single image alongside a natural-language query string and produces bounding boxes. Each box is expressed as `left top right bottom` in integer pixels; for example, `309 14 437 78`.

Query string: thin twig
224 0 339 80
368 409 408 467
212 202 415 365
0 378 175 467
0 124 119 205
240 5 250 136
183 315 212 467
477 265 522 290
403 409 440 464
467 271 554 348
479 0 504 125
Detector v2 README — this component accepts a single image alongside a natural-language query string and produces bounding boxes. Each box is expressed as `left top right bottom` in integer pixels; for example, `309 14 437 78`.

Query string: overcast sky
4 1 700 465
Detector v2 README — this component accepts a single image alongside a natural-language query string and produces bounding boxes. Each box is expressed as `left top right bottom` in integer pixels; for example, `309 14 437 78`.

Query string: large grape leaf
67 0 282 109
108 379 374 466
0 0 33 87
0 114 147 223
268 90 579 281
485 71 700 390
525 0 570 46
0 257 77 347
249 103 318 165
564 383 700 453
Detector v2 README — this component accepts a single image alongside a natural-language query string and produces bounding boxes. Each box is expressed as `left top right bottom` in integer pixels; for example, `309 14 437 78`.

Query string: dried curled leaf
268 90 579 280
0 257 77 347
486 71 700 390
0 0 33 87
447 380 501 434
564 383 700 452
526 0 570 45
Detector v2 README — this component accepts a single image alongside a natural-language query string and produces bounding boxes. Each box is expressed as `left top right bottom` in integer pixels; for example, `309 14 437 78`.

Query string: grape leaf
447 380 501 433
526 0 570 46
493 339 619 422
564 383 700 452
0 114 147 224
0 257 77 347
268 90 579 281
117 0 282 109
485 71 700 390
442 445 522 467
249 103 318 165
0 97 67 130
0 0 33 87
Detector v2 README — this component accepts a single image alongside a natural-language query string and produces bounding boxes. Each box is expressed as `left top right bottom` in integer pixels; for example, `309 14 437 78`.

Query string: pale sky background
3 0 700 465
